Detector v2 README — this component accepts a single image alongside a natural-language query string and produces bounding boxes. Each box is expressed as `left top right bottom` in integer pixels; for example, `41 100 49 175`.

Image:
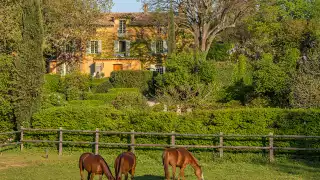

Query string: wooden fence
1 127 320 162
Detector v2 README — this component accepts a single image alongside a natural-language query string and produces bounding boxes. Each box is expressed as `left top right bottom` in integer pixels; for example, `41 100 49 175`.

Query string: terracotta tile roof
95 12 168 27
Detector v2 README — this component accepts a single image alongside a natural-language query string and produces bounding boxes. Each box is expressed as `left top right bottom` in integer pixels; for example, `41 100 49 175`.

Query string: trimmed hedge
43 74 61 93
85 88 141 103
112 91 148 110
60 72 91 100
30 108 320 149
85 93 118 103
109 70 153 93
92 78 113 93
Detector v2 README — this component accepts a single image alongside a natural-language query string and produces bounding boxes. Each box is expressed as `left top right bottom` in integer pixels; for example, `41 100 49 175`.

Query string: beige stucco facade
48 11 167 77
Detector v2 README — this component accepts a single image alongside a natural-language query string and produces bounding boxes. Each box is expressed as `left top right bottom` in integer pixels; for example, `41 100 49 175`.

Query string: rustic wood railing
0 127 320 162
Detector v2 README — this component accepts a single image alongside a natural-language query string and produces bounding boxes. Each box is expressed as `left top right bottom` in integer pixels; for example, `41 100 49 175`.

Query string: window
119 20 126 34
90 41 99 54
156 40 164 53
86 40 101 54
114 40 130 57
65 41 76 53
119 41 126 53
157 26 166 35
157 26 162 34
156 65 165 74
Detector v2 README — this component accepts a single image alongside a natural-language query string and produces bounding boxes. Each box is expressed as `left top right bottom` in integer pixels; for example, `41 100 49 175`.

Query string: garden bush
92 78 113 93
112 91 148 110
41 92 67 109
85 93 118 103
0 54 14 134
30 108 320 150
154 52 215 105
43 74 61 93
68 100 106 106
109 70 153 93
60 71 91 100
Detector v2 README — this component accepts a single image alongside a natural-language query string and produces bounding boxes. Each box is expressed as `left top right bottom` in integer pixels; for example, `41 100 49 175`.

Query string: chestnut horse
162 148 204 180
114 151 136 180
79 152 115 180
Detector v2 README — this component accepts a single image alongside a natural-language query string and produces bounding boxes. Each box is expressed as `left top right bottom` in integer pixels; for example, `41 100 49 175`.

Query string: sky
112 0 143 12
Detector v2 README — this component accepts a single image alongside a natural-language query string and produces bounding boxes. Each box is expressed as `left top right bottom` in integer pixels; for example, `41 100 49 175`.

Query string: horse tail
162 150 170 179
79 153 89 170
115 155 124 180
79 155 84 170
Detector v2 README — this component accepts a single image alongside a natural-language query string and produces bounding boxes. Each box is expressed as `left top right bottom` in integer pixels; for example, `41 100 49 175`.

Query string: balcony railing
115 52 128 57
118 29 126 37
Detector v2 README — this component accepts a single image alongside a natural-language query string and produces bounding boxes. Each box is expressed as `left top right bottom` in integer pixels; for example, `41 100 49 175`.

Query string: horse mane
188 151 200 167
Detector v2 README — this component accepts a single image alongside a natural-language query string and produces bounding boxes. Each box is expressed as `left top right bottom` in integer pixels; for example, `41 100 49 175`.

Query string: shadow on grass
134 175 164 180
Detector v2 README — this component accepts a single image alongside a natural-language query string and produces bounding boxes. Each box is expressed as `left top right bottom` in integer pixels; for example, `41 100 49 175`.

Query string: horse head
195 165 204 180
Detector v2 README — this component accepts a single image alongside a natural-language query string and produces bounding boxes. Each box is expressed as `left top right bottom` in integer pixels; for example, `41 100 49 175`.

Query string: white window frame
119 19 126 34
90 40 99 54
156 40 164 54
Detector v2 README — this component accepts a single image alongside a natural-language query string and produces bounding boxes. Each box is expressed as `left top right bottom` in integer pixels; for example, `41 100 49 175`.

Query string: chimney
143 3 148 13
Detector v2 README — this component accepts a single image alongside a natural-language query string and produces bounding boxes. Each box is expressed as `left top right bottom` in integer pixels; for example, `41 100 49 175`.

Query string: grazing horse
79 152 115 180
114 151 136 180
162 148 204 180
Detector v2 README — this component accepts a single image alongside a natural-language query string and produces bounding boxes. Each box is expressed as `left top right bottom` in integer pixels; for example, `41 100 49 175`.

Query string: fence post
269 132 274 162
131 130 135 153
59 127 63 156
20 126 24 151
219 132 223 158
171 131 175 147
95 128 99 155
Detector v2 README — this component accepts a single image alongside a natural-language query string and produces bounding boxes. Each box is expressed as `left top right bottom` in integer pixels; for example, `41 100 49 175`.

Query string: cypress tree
14 0 44 128
167 0 175 56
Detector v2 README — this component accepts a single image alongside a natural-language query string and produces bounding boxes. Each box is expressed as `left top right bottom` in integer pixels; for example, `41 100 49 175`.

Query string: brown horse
79 152 115 180
114 151 136 180
162 148 204 180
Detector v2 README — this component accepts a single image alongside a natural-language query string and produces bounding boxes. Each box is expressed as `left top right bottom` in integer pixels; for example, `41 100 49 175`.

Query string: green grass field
0 150 319 180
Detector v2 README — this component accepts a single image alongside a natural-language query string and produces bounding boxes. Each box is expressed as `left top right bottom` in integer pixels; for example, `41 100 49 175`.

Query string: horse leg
172 165 177 180
130 168 135 180
90 173 95 180
87 173 91 180
125 173 129 180
99 174 102 180
178 166 186 180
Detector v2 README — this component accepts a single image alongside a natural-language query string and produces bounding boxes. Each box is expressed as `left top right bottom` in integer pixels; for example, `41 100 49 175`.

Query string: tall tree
14 0 44 127
167 0 176 55
42 0 113 71
145 0 254 55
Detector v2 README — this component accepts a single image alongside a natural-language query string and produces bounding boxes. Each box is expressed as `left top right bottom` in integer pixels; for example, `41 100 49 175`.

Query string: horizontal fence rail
1 127 320 162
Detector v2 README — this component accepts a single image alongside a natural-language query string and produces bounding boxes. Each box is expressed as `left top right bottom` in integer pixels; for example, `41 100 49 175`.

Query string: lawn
0 150 319 180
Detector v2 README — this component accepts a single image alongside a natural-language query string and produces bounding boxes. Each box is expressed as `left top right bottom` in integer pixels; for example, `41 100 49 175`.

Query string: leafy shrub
43 74 61 93
92 78 113 93
41 92 67 109
0 54 14 133
30 108 320 149
60 71 91 100
109 70 153 93
85 93 118 103
68 100 106 106
207 41 233 61
108 88 140 94
85 88 141 104
155 52 215 104
248 97 270 107
112 91 148 110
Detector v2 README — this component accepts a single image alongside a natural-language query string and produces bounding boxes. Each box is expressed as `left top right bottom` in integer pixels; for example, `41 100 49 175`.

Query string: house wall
94 59 141 77
48 14 167 77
